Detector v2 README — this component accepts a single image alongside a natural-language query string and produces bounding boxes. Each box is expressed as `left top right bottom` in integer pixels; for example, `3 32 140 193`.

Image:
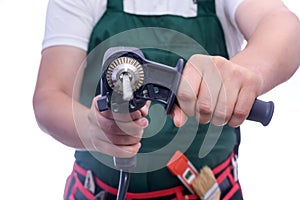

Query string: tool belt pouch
212 153 243 200
64 171 95 200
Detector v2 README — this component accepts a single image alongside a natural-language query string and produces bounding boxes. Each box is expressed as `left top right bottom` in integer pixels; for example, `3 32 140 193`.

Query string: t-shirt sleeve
42 0 107 51
216 0 245 58
223 0 245 30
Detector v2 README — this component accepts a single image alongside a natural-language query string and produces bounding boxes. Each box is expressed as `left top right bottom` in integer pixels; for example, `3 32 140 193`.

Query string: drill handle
113 156 137 170
247 99 274 126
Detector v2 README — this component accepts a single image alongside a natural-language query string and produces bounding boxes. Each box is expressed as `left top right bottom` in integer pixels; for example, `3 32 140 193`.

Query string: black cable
116 170 131 200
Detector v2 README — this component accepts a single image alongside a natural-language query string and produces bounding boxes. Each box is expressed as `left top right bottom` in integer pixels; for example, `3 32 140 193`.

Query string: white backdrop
0 0 299 199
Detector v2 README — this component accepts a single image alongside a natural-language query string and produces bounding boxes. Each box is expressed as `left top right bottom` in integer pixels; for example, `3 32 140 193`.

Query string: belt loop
94 191 108 200
231 154 239 182
84 170 96 194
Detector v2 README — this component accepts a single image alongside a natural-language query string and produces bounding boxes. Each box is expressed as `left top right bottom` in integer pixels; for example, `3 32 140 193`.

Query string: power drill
96 47 274 200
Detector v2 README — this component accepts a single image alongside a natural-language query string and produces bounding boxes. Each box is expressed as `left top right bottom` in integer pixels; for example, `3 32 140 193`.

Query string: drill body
97 47 184 114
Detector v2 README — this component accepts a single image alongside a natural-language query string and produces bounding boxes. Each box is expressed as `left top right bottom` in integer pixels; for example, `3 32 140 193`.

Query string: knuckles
197 101 213 116
232 108 249 121
106 133 142 146
212 110 231 126
177 91 196 104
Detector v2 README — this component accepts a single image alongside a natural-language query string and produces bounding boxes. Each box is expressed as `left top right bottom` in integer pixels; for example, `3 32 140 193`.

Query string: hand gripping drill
96 47 274 200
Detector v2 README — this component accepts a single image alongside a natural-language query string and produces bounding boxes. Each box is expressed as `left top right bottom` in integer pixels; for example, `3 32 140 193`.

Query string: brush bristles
192 166 220 200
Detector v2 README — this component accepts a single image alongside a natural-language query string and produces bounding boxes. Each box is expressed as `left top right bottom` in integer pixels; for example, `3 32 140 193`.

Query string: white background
0 0 299 199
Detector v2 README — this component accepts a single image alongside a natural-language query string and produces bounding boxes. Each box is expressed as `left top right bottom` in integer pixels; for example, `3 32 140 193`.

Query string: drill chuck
106 56 144 98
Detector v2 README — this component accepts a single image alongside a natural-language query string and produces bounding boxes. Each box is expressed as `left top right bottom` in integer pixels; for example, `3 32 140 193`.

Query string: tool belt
64 152 243 200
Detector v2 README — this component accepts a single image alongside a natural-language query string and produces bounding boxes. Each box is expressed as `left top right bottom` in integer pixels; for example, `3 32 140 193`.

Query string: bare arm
33 46 87 148
33 46 148 157
232 0 300 94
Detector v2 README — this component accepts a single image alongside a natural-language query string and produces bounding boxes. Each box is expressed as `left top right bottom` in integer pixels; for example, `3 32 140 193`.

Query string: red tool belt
64 152 242 200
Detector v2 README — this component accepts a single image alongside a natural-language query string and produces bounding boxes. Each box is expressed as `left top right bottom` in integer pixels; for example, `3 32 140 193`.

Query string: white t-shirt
43 0 245 57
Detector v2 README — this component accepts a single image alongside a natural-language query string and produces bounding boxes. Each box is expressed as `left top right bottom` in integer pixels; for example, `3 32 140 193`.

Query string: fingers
208 58 240 126
176 54 223 125
210 84 237 126
90 112 147 157
94 96 150 121
88 116 145 158
176 57 202 116
89 96 149 157
140 101 151 116
170 104 188 127
99 109 143 122
228 86 257 127
195 79 214 124
91 139 142 158
173 55 261 127
98 113 148 135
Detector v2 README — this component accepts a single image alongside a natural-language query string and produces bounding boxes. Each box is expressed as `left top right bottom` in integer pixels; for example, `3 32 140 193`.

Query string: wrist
230 49 271 95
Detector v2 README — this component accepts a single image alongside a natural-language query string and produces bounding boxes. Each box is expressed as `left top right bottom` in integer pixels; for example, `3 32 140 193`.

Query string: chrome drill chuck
106 57 144 100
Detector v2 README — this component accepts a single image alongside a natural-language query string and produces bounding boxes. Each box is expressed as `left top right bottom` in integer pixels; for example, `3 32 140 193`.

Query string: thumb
140 101 151 117
170 104 188 127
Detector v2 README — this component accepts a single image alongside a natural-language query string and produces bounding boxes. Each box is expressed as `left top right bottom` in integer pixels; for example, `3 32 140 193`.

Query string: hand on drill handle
87 96 150 158
91 54 263 158
171 54 263 128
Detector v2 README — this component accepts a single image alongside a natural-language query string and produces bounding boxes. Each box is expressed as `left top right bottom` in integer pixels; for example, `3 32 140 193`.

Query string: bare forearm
33 90 89 149
32 46 92 149
232 7 300 94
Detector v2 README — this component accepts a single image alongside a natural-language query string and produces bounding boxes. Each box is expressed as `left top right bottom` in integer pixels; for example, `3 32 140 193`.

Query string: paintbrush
191 166 221 200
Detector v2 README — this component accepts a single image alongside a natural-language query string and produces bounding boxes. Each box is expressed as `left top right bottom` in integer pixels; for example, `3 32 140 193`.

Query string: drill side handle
247 99 274 126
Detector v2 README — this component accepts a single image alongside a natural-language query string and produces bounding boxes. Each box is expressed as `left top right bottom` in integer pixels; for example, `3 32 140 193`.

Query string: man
33 0 299 199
